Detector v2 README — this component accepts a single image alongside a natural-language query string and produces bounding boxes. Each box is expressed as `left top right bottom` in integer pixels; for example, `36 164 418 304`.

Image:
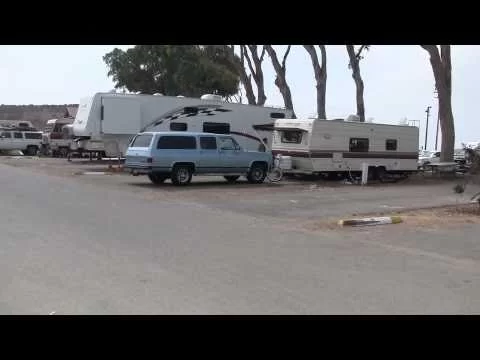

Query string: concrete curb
338 216 403 227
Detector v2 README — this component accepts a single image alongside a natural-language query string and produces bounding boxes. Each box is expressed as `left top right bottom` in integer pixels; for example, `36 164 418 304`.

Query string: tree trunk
237 45 256 105
303 45 327 119
421 45 455 162
264 45 296 118
244 45 267 106
346 45 365 122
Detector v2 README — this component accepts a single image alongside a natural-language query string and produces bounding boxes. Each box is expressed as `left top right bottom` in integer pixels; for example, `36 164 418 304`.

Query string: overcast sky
0 45 478 149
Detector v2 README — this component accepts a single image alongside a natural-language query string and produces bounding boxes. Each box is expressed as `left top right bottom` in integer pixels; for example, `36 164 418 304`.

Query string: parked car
125 132 274 186
0 127 43 155
418 151 440 168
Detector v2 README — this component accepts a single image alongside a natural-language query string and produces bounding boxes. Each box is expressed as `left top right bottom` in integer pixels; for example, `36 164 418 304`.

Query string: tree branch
318 45 327 72
346 45 357 69
440 45 451 72
355 45 366 58
242 45 257 79
421 45 441 58
282 45 292 70
260 46 266 62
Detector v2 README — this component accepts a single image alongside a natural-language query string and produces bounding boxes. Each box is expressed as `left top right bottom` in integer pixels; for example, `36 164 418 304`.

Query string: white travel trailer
272 117 419 178
72 92 293 157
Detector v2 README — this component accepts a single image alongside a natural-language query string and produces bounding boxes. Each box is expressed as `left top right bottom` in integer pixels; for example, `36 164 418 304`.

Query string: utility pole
425 106 431 150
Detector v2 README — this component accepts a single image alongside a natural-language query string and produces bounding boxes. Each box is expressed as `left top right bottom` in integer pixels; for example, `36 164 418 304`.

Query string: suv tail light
146 157 153 163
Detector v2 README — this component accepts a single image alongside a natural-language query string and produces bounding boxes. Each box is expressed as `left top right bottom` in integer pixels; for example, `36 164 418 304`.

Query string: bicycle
266 155 284 183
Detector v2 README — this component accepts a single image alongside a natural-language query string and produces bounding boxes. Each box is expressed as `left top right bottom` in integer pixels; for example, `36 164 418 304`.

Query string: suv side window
157 135 196 149
24 132 42 139
14 132 23 139
200 136 217 150
1 132 12 138
219 137 237 150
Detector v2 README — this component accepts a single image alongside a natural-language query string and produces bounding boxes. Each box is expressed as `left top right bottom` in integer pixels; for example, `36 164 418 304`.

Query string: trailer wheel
376 166 387 182
59 147 69 158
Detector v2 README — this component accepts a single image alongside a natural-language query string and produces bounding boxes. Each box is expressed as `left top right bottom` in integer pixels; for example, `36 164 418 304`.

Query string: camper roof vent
345 114 361 122
200 94 223 101
177 95 185 98
153 93 163 96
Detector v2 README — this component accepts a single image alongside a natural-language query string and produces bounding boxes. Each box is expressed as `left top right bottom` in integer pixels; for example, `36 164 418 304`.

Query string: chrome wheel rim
177 168 189 183
252 168 263 180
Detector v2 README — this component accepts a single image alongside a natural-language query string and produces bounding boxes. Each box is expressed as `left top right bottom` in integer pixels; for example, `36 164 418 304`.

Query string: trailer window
170 122 187 131
157 136 196 149
53 124 64 133
1 132 11 138
281 130 303 144
14 132 23 139
203 122 230 134
349 138 369 152
24 133 42 139
270 112 286 119
386 139 397 151
131 134 153 147
200 136 217 150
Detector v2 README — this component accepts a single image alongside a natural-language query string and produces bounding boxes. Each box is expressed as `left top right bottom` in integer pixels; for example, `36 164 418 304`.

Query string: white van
0 128 43 155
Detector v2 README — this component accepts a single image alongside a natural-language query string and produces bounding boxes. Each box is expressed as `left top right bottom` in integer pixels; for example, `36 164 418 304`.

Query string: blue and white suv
125 132 273 186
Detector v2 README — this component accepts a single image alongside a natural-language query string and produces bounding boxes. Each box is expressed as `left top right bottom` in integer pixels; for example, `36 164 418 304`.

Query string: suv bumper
125 165 152 175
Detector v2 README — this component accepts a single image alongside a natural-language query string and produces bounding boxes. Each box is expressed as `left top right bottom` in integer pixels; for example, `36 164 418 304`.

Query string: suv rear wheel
247 163 267 184
171 165 193 186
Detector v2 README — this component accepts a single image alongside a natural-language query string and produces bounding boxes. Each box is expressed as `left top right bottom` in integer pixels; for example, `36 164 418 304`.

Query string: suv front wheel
171 165 193 186
247 163 267 184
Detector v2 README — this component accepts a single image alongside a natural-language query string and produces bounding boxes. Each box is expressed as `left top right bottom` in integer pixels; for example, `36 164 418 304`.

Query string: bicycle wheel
266 167 283 182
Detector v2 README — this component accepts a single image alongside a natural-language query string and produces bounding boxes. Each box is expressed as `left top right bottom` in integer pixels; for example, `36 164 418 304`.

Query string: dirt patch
399 203 480 227
303 203 480 232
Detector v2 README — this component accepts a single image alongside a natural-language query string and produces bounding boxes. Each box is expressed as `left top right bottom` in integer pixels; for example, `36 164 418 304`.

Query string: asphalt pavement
1 162 480 314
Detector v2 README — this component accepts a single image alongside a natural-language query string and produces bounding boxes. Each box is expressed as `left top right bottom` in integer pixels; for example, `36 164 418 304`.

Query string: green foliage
103 45 240 98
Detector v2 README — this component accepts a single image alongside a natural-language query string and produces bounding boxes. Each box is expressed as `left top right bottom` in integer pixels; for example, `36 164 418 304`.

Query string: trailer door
101 97 141 134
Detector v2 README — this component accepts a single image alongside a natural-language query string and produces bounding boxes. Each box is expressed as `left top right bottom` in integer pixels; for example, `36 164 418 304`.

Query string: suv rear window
157 136 196 149
24 132 42 139
131 134 153 147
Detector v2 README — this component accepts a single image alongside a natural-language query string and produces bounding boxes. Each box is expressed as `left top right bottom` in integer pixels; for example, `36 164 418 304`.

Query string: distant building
0 104 78 130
